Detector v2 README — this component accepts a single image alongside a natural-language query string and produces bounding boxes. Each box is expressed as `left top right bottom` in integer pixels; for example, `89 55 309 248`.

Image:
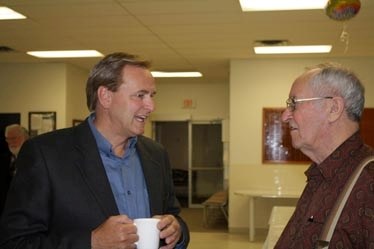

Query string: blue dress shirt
88 114 187 248
88 114 150 218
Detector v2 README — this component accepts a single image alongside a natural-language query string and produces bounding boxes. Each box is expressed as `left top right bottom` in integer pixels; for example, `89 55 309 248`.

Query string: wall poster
262 108 310 164
72 119 84 126
28 111 56 137
263 107 374 164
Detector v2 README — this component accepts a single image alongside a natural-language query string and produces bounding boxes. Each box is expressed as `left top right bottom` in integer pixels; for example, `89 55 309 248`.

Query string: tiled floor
180 208 265 249
189 232 264 249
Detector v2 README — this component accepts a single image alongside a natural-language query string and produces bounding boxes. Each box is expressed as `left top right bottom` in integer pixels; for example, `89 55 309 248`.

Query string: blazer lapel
136 138 164 215
72 120 119 217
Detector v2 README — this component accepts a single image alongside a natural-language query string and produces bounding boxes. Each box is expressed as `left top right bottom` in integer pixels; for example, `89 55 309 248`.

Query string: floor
188 232 264 249
180 208 265 249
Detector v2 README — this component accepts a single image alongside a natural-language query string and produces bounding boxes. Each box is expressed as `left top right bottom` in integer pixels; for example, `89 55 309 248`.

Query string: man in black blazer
0 52 189 249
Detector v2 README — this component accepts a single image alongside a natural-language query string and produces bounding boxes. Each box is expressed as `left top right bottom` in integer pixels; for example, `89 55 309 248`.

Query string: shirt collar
88 113 138 156
305 131 364 180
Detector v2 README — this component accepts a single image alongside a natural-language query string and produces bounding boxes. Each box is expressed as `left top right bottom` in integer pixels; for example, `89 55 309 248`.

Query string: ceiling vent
255 40 289 46
0 46 16 52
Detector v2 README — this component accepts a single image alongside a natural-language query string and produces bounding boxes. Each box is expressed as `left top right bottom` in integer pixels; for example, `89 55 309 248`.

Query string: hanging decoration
325 0 361 21
339 23 350 53
325 0 361 53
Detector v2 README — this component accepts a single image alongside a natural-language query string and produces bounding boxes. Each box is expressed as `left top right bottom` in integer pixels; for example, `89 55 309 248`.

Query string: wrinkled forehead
121 65 155 84
6 128 21 137
289 72 315 96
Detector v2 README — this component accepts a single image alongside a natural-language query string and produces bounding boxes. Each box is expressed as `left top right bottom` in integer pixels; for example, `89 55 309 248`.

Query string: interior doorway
153 120 223 207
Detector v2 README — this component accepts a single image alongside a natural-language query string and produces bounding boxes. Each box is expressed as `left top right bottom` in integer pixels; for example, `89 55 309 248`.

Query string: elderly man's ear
328 96 345 122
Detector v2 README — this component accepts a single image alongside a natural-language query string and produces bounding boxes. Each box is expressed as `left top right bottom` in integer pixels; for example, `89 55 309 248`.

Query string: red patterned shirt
275 132 374 249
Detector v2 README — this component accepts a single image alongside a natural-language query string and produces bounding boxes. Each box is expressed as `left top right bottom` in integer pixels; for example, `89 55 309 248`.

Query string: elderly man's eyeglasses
286 96 333 112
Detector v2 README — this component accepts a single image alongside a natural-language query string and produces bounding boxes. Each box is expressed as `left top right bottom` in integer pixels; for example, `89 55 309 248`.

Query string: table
234 189 301 241
263 206 296 249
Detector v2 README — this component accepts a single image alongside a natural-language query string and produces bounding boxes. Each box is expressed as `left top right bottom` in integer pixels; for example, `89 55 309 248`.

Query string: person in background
0 124 29 214
0 52 189 249
5 124 29 177
275 63 374 248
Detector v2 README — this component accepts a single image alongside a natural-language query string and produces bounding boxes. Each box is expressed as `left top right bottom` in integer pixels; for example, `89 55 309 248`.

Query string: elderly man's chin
9 147 20 155
291 138 302 150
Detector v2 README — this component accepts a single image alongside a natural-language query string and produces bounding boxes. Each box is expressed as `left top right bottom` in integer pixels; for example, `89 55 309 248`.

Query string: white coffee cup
134 218 160 249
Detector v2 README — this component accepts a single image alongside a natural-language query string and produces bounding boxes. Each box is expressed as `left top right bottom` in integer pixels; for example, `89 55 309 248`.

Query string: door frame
151 115 225 207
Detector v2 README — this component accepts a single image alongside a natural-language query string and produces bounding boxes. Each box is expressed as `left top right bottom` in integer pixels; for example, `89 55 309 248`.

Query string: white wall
229 57 374 232
0 62 228 132
0 63 68 129
66 64 91 125
144 78 229 136
152 78 229 120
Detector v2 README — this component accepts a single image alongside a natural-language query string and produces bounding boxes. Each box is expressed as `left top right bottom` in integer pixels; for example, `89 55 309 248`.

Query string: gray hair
306 62 365 122
5 124 29 139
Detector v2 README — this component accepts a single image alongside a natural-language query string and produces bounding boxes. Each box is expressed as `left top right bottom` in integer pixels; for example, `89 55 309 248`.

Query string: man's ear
328 96 345 122
97 86 112 108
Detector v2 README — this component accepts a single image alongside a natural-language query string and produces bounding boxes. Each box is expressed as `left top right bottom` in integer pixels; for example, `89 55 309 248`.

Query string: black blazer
0 151 12 215
0 120 189 248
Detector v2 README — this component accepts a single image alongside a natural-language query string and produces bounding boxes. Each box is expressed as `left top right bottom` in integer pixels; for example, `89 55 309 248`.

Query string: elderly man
4 124 29 177
0 124 29 214
275 63 374 248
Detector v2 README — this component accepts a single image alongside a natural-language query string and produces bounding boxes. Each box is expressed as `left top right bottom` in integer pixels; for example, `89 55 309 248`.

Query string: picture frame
28 111 56 137
262 107 374 164
262 108 310 164
72 119 84 126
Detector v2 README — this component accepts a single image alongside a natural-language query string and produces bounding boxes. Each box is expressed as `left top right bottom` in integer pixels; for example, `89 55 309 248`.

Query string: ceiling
0 0 373 83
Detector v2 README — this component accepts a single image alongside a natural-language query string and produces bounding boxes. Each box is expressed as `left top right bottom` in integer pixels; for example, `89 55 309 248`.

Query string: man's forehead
290 77 312 95
7 128 19 134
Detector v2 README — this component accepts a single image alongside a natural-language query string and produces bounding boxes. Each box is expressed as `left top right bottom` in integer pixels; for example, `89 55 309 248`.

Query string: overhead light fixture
239 0 328 11
254 45 332 54
27 50 103 58
151 71 203 78
0 6 26 20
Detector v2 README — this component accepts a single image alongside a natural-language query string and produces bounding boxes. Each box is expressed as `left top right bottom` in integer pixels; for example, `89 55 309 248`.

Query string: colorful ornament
325 0 361 21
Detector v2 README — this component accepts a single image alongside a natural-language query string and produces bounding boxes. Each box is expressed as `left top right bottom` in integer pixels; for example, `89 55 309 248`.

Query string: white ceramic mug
134 218 160 249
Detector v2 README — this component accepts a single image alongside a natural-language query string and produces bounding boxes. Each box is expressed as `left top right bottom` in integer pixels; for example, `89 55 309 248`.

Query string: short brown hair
86 52 151 111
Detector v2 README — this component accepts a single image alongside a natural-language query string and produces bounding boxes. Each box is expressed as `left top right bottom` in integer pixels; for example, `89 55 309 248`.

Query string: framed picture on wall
28 111 56 137
263 107 374 164
262 108 310 164
72 119 84 126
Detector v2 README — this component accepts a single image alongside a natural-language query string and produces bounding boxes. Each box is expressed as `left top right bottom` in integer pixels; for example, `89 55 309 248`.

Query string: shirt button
127 190 131 195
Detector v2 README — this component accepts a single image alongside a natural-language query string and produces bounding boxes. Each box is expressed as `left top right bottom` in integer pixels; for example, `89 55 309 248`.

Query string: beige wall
145 78 229 137
152 78 229 120
0 62 228 130
0 63 90 129
229 57 374 232
0 63 68 128
65 64 91 125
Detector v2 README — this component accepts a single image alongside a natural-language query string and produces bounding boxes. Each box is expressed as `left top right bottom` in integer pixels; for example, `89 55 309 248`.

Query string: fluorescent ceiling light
151 71 203 78
27 50 103 58
254 45 332 54
0 6 26 20
239 0 328 11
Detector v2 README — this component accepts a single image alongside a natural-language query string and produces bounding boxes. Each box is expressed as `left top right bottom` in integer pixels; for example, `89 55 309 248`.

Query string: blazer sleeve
0 136 93 249
0 120 113 249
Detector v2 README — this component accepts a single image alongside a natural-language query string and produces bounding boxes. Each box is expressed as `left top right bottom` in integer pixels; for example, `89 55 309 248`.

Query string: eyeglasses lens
286 98 295 111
